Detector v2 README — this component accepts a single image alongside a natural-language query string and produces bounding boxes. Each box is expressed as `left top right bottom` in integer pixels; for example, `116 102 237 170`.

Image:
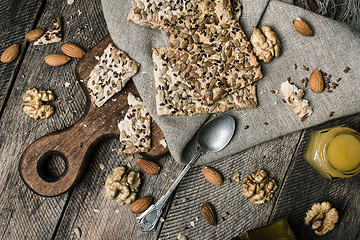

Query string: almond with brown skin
202 167 222 186
137 159 160 175
61 43 85 58
293 18 314 36
201 202 217 226
309 68 324 93
45 54 70 66
130 197 153 214
1 44 20 63
25 28 45 42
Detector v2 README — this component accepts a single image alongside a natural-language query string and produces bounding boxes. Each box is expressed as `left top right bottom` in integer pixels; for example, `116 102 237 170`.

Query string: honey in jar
304 125 360 179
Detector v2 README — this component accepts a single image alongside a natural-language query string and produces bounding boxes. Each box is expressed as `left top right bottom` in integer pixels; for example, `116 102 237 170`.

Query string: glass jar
304 125 360 179
239 219 296 240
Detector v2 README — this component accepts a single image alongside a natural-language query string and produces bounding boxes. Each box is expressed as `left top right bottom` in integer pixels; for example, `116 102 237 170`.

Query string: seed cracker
118 93 152 154
161 3 262 105
153 48 257 116
127 0 236 30
34 17 62 45
87 43 139 107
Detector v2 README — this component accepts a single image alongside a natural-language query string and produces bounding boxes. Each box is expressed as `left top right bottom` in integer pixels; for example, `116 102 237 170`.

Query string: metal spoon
136 115 236 232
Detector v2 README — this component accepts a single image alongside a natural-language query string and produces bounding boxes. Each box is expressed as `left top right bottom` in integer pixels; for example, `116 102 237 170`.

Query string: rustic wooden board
0 0 45 115
0 0 359 239
19 34 168 197
267 113 360 240
53 143 183 240
158 131 303 239
0 0 110 238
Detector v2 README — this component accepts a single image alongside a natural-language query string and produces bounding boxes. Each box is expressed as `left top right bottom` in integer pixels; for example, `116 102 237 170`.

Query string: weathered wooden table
0 0 359 239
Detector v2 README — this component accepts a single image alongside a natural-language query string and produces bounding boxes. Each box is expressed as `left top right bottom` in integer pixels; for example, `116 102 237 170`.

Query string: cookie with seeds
118 93 152 154
153 48 258 116
34 17 62 45
87 43 139 107
127 0 234 30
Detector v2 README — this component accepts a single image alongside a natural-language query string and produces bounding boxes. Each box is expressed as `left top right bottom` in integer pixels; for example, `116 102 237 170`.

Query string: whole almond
130 197 153 214
25 28 45 42
61 43 85 58
137 159 160 175
201 202 217 226
293 18 314 36
309 68 324 93
45 54 70 66
202 167 222 186
1 44 20 63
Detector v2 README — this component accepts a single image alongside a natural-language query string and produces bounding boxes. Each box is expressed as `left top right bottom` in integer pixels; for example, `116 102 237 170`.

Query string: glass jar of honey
304 125 360 179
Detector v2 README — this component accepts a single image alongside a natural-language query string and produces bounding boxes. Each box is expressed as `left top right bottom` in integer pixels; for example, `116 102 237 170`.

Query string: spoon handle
155 146 204 210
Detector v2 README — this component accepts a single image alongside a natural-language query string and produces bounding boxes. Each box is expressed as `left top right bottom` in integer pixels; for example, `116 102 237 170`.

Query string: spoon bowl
198 115 236 152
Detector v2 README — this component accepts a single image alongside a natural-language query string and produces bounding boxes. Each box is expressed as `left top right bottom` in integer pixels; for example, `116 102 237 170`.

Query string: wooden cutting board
19 35 168 197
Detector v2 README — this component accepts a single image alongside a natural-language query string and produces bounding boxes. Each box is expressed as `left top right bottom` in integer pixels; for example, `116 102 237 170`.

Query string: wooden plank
0 0 45 115
0 0 109 238
267 113 360 240
53 145 183 240
158 131 302 239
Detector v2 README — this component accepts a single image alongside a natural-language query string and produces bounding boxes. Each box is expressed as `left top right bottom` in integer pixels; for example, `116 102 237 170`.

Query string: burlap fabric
101 0 360 164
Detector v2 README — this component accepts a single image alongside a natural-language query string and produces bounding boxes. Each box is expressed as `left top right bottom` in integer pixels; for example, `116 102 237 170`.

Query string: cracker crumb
77 10 82 15
67 0 74 5
126 155 134 161
160 217 165 222
99 163 105 170
159 138 167 148
65 82 70 88
190 221 195 228
94 209 100 213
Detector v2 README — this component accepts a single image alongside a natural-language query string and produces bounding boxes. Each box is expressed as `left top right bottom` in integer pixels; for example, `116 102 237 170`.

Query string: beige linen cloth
101 0 360 164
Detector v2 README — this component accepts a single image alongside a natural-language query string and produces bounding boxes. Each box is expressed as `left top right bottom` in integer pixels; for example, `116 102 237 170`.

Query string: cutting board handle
19 117 104 197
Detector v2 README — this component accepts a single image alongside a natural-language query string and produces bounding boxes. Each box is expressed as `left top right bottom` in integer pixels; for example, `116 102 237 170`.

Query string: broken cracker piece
87 43 139 107
281 81 312 121
118 93 151 154
34 17 62 45
153 48 258 116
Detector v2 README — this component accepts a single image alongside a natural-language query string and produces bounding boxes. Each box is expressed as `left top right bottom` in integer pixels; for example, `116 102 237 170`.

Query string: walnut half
22 88 55 120
241 169 278 205
250 26 281 63
305 202 339 236
104 166 142 205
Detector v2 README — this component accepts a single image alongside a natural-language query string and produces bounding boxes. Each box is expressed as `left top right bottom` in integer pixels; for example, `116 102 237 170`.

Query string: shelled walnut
250 26 281 63
22 88 55 120
305 202 339 236
241 169 278 205
104 166 141 205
